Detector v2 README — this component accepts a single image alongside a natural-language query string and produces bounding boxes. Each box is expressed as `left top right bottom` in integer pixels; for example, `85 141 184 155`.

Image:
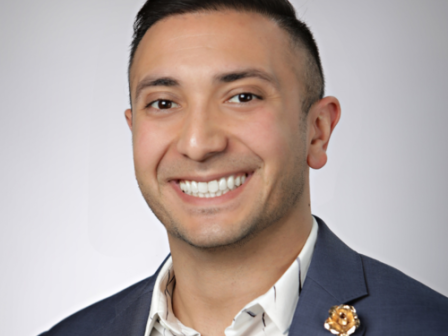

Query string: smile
179 173 248 198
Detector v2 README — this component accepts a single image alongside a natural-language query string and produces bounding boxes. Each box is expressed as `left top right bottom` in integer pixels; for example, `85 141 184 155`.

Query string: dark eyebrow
215 69 278 88
135 76 179 101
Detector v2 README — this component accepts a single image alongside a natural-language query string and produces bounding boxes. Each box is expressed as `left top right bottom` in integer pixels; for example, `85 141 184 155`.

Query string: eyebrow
135 76 179 101
215 69 278 87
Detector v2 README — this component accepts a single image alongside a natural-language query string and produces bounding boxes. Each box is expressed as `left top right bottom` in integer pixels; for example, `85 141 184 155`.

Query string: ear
125 108 133 131
307 96 341 169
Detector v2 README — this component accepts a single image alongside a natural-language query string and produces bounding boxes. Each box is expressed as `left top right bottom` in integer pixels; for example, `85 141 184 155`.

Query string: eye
148 99 179 110
228 93 260 103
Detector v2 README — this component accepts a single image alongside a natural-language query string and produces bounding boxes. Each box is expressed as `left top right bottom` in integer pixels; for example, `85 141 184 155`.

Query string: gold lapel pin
324 304 361 336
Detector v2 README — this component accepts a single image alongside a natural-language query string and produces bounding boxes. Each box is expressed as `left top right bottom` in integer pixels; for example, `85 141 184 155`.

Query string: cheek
236 107 300 173
245 107 297 161
132 118 174 181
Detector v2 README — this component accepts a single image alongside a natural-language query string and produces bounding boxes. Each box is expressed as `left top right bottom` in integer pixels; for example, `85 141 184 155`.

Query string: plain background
1 0 447 335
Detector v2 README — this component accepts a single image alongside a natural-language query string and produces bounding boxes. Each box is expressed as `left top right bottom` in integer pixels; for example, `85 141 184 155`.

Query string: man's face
127 10 311 249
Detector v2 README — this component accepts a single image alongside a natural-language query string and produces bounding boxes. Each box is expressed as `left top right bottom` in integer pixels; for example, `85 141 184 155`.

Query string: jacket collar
288 216 368 336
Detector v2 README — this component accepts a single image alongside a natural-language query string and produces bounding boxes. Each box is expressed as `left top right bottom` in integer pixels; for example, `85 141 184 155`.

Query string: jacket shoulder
356 254 448 332
361 254 448 305
39 274 156 336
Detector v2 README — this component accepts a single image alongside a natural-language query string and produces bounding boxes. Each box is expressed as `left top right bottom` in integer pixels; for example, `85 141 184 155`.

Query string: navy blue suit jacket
40 217 448 335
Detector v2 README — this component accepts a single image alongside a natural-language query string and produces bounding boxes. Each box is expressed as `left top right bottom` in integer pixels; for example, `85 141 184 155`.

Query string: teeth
180 174 248 198
227 175 234 190
198 182 207 193
191 181 198 193
219 178 227 191
208 180 219 193
235 176 241 187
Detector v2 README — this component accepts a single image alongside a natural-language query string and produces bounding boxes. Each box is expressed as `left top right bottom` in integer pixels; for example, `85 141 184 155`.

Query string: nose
176 104 228 162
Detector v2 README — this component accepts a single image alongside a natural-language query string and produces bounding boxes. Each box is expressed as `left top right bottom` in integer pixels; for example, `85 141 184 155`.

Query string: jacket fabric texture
40 217 448 335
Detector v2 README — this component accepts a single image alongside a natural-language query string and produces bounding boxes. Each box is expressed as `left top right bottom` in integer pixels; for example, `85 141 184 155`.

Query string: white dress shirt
144 217 319 336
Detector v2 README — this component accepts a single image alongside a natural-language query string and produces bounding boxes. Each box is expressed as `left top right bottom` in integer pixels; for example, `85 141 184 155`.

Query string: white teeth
198 182 208 193
219 177 227 191
227 175 235 190
180 174 248 198
208 180 219 193
191 181 198 193
235 176 241 187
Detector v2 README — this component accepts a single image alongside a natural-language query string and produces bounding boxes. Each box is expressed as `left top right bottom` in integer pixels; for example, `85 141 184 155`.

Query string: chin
169 225 242 250
167 214 271 251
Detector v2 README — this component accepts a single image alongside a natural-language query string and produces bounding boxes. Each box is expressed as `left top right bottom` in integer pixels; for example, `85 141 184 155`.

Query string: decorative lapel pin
324 305 360 336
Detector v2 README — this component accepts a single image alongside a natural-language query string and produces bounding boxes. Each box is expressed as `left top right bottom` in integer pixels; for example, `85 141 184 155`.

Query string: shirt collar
146 257 200 336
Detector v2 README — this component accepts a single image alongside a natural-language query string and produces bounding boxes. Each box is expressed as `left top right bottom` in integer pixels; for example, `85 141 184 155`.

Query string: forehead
130 10 299 96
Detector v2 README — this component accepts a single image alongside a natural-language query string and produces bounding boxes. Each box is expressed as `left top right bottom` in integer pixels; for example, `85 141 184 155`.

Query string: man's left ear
307 96 341 169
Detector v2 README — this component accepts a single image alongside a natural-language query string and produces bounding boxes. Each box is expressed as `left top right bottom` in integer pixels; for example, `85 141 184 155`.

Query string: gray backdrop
1 1 447 335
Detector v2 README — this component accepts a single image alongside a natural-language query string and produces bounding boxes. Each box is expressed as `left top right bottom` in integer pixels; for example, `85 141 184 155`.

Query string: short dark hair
129 0 325 113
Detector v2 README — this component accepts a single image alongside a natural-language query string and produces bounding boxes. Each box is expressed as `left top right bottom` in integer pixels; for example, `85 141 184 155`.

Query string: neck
168 199 313 336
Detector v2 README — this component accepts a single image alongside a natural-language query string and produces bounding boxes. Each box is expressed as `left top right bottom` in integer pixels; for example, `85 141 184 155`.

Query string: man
40 0 448 335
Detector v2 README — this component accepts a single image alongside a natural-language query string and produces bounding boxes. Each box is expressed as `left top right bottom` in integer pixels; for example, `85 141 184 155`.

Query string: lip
170 172 253 205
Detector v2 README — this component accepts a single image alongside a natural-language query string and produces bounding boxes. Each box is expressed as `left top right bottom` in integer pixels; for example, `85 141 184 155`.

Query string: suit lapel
289 217 368 336
92 258 166 336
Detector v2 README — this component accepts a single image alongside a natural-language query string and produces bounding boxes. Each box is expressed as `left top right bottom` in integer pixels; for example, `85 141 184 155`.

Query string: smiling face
127 10 314 249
